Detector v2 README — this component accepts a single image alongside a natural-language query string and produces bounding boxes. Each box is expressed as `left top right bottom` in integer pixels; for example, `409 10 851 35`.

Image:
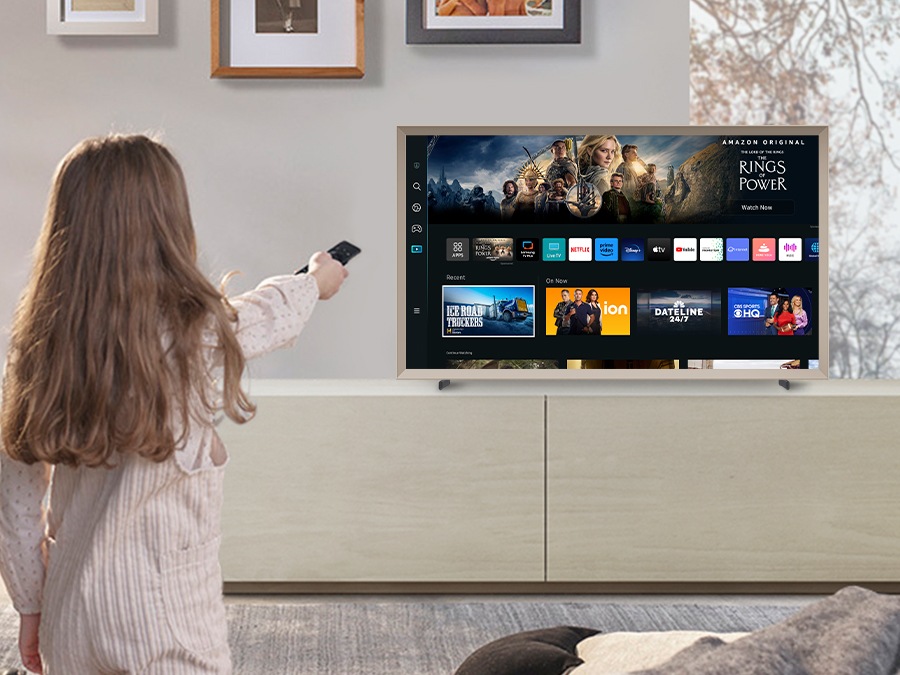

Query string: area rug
0 599 802 673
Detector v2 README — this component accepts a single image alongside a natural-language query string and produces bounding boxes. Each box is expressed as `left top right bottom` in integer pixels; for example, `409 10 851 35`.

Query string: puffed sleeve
228 273 319 361
0 453 51 614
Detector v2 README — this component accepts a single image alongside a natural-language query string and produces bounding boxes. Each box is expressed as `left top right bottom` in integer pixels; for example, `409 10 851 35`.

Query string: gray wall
0 1 689 378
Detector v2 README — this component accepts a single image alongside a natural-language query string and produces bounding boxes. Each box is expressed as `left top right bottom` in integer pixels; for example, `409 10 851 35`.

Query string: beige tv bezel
397 126 829 381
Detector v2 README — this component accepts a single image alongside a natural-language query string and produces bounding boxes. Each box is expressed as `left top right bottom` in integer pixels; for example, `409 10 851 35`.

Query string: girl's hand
307 251 348 300
19 613 42 674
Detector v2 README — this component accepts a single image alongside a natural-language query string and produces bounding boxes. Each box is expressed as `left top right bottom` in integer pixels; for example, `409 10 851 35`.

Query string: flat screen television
398 126 828 380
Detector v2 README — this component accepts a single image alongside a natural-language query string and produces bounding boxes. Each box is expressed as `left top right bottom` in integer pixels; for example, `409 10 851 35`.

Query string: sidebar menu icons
407 139 429 364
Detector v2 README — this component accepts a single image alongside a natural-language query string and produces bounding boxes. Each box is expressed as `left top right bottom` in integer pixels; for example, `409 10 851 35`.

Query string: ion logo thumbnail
752 238 777 262
516 238 540 261
646 238 672 261
620 238 645 262
594 238 618 262
725 238 750 261
543 287 631 336
778 238 802 262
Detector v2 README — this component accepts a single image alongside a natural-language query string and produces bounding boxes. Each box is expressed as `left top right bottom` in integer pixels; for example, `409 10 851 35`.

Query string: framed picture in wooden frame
47 0 159 36
407 0 579 44
211 0 365 78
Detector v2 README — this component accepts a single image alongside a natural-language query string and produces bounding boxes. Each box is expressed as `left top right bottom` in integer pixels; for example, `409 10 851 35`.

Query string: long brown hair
1 134 254 467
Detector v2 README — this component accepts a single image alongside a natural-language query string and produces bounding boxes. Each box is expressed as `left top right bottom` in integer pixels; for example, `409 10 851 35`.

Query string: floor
0 583 823 672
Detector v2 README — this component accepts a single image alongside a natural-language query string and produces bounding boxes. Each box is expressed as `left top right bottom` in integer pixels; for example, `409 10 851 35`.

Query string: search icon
412 181 421 190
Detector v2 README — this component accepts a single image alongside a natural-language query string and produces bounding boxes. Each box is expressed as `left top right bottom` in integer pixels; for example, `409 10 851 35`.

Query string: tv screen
398 127 828 380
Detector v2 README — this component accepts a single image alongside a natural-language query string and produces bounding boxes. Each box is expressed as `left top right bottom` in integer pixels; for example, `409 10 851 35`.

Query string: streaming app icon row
446 237 820 262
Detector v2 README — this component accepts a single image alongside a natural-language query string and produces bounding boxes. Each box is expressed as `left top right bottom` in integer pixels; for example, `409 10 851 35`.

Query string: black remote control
294 240 361 275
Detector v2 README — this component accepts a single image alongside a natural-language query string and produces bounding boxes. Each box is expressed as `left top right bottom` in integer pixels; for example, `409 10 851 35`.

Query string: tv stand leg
778 379 791 391
438 379 451 391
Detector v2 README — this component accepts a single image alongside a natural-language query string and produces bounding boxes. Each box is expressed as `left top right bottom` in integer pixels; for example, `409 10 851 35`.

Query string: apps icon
725 238 750 261
620 238 645 262
568 238 593 261
446 238 469 262
779 238 802 262
647 238 673 262
594 238 618 262
543 237 566 262
752 238 777 262
673 237 698 262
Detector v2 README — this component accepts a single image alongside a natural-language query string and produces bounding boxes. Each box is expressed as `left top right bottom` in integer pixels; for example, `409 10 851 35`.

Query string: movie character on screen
577 135 621 196
599 173 631 223
464 185 488 216
436 183 455 210
566 288 594 334
547 178 568 217
634 172 663 223
791 295 808 335
764 293 779 335
515 166 542 220
546 140 578 188
500 179 518 221
553 289 573 335
535 181 551 218
774 298 795 335
615 144 649 208
586 289 603 335
646 164 662 198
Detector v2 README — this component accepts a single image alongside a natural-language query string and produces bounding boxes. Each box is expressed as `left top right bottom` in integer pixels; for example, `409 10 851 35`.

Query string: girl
0 134 348 674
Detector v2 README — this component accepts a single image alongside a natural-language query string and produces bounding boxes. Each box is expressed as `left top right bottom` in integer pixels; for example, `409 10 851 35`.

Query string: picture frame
406 0 579 44
211 0 365 79
47 0 158 36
